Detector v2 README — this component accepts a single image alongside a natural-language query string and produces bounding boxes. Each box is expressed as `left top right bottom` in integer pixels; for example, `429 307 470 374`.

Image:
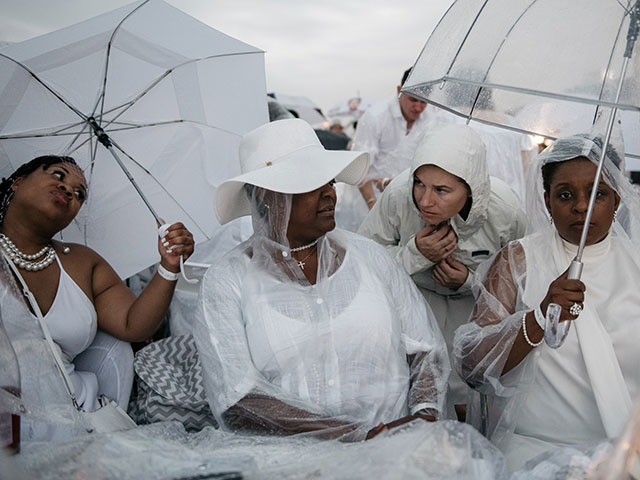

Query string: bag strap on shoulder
3 252 80 409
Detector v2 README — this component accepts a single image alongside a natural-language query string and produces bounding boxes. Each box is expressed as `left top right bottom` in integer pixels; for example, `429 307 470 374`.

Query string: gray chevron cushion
130 334 217 432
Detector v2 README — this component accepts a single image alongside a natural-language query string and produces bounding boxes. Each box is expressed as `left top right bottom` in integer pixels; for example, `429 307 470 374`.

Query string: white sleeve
194 255 259 419
375 248 450 418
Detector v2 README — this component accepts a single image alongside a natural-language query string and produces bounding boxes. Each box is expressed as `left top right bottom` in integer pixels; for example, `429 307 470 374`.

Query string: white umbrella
267 93 327 127
0 0 268 279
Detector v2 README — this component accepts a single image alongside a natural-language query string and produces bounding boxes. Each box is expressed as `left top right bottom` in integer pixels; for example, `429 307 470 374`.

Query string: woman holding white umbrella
0 155 194 445
454 134 640 471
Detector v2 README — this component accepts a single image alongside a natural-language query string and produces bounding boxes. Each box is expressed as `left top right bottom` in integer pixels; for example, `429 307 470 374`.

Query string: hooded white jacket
358 170 525 296
358 124 526 404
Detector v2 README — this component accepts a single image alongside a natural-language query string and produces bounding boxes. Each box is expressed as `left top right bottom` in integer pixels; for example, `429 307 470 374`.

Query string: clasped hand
432 257 468 290
415 224 468 290
415 223 457 263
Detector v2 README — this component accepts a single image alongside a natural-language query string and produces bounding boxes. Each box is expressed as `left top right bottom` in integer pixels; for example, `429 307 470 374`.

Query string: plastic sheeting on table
5 420 507 480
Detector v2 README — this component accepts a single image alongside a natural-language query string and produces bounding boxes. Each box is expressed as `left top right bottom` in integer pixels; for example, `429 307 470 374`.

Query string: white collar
558 230 611 264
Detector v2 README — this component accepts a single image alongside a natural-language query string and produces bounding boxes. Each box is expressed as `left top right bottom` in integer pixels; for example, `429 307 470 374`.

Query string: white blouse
195 229 450 438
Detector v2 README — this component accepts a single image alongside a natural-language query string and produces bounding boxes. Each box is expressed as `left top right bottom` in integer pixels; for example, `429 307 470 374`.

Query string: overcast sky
0 0 454 113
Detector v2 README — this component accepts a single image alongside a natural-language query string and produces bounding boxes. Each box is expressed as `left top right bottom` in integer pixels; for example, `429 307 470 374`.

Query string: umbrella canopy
0 0 268 279
403 0 640 162
327 96 377 119
267 93 327 127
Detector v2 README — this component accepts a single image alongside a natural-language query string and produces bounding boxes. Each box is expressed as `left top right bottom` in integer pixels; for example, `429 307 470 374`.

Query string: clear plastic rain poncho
0 253 134 450
453 133 640 471
0 260 86 450
194 185 451 440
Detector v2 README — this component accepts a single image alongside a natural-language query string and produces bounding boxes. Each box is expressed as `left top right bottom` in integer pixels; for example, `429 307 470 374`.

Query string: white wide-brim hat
214 118 370 224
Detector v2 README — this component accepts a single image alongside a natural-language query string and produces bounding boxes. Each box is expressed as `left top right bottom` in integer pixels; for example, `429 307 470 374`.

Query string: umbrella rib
411 97 640 161
415 77 640 111
465 0 537 121
408 0 457 85
104 119 242 137
617 0 632 14
98 50 263 130
0 52 87 122
443 0 490 77
0 119 242 141
593 5 632 124
96 0 152 130
107 138 211 239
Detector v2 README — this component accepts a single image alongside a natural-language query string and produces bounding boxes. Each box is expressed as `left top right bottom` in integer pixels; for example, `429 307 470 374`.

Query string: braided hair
0 155 79 225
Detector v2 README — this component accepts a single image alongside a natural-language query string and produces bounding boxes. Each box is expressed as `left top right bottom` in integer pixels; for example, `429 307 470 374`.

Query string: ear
11 176 23 191
614 192 621 212
396 85 402 95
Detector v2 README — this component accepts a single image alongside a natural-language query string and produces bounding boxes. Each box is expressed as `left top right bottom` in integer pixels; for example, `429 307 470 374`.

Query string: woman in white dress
194 118 450 441
453 134 640 472
0 155 194 445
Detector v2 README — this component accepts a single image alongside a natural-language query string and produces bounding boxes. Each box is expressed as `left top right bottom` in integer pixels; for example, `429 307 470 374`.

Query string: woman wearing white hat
358 124 526 420
194 118 450 440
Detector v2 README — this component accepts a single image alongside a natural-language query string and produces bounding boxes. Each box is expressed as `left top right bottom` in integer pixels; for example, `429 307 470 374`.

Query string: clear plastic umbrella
403 0 639 158
0 0 268 279
403 0 639 344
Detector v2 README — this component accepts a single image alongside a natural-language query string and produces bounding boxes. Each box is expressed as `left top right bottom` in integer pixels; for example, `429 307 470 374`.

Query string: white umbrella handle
157 224 198 284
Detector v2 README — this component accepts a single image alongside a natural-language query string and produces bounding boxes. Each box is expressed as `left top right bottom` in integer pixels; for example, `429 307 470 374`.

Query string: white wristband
157 264 179 282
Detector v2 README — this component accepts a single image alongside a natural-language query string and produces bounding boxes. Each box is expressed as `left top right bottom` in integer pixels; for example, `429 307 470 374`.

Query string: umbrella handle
543 303 570 349
179 255 199 285
157 224 199 285
567 259 583 280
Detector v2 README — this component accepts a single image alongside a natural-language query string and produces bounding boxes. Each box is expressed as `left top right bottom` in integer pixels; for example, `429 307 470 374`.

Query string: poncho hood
408 124 490 238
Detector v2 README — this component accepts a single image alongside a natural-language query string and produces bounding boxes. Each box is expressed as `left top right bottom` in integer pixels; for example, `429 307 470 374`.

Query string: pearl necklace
290 238 320 253
0 233 56 271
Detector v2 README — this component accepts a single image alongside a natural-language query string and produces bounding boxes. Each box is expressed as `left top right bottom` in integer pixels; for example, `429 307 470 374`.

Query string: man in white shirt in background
353 68 437 210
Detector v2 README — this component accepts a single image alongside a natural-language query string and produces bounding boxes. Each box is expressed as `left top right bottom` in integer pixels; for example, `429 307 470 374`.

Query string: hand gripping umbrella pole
545 1 639 348
87 118 197 284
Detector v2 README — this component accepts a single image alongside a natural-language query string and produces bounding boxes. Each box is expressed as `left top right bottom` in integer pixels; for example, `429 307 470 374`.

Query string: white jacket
358 124 526 405
358 169 526 297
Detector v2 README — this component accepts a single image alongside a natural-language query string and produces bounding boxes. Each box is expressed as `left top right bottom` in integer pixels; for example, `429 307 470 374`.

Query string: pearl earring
613 210 618 222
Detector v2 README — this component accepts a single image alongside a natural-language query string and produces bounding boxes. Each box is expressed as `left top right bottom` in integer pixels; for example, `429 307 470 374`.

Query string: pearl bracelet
157 264 179 282
522 311 544 347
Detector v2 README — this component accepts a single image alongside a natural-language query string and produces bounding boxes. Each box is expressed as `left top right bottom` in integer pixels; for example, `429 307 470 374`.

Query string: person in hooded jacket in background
358 124 526 420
